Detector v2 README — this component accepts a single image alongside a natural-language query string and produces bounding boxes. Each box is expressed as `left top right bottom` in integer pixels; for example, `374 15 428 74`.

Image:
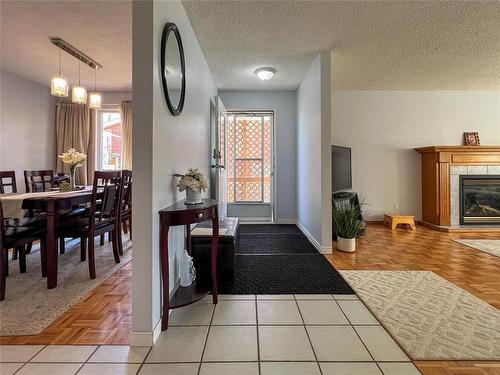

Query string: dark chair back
89 171 123 230
121 170 132 213
24 170 54 192
0 171 17 194
0 200 5 243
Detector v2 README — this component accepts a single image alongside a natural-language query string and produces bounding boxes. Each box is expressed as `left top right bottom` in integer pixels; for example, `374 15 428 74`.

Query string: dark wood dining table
21 188 95 289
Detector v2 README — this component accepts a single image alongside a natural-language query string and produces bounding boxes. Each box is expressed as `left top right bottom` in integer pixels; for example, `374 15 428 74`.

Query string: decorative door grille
226 112 273 203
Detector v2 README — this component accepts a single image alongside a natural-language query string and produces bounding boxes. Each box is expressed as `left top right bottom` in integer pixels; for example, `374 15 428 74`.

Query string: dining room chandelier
50 38 103 107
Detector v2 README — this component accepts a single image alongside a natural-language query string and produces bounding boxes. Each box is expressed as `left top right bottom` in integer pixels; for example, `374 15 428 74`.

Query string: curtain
87 108 96 184
55 102 94 185
120 101 132 170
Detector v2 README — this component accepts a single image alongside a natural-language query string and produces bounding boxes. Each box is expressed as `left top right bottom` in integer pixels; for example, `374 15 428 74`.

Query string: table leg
46 199 58 289
160 219 170 331
186 224 192 255
211 208 219 304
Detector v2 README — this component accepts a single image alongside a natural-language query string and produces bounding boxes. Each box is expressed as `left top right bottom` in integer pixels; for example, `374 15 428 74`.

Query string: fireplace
460 175 500 225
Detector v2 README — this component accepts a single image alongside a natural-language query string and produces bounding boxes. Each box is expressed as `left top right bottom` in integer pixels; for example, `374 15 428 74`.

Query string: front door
226 111 274 221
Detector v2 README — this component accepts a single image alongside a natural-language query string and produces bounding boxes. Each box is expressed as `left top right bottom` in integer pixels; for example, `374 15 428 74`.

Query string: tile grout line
11 344 47 374
333 298 386 373
293 294 323 375
335 286 416 372
135 346 153 375
196 299 216 375
254 295 261 375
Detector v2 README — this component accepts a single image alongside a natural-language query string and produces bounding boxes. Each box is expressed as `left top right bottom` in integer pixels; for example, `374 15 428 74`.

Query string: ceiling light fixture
51 49 69 97
88 69 102 109
255 67 276 81
72 60 87 104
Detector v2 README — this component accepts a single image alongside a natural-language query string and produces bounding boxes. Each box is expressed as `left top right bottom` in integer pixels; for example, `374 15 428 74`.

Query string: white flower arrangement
176 168 208 192
58 148 87 168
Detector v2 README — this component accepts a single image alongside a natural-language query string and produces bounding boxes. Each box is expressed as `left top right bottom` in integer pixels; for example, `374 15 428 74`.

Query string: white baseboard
296 221 332 254
237 217 273 223
129 317 164 347
275 219 296 224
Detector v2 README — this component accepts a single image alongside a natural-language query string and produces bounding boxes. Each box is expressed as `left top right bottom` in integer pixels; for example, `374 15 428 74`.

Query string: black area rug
217 224 353 294
218 254 353 294
238 233 318 254
239 224 302 234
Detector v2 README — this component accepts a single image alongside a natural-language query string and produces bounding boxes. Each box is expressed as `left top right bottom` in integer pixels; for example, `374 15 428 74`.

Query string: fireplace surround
459 175 500 225
415 146 500 230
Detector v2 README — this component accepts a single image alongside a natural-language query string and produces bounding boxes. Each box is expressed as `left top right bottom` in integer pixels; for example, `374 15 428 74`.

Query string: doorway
225 111 274 221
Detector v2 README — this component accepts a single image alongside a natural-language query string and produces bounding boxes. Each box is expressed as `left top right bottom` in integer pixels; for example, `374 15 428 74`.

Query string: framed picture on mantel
463 132 480 146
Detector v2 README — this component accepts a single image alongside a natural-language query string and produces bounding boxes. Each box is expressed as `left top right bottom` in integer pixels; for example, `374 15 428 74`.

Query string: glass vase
69 166 76 191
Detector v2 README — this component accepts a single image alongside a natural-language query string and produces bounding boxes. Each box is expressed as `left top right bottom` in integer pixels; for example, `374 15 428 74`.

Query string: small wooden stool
383 213 416 230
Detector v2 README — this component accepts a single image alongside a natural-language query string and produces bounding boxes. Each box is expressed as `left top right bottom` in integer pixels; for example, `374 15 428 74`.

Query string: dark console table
159 199 219 330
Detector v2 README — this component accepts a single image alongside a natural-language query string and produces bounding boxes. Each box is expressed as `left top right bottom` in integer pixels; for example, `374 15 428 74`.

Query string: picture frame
463 132 480 146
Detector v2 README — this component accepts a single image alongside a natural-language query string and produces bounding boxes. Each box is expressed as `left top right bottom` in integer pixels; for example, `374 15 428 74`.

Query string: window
97 109 123 170
226 112 273 203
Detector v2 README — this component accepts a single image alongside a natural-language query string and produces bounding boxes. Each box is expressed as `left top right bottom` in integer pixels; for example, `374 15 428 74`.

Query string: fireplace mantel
415 146 500 228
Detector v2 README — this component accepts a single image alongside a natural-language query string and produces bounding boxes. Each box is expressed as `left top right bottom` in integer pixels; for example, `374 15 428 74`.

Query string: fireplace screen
460 175 500 225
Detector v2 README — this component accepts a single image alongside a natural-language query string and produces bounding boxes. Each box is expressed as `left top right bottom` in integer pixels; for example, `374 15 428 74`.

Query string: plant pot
337 236 356 252
185 188 202 205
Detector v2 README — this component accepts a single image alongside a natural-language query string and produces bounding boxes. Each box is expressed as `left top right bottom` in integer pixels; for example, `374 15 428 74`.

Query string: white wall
332 91 500 220
219 90 297 222
100 91 132 105
296 52 332 252
0 70 57 192
132 0 217 343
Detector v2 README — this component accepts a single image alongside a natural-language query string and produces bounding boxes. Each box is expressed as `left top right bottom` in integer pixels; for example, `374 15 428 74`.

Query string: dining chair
24 170 55 193
119 170 132 254
99 170 132 251
0 200 47 301
1 170 34 260
0 171 17 194
57 171 123 279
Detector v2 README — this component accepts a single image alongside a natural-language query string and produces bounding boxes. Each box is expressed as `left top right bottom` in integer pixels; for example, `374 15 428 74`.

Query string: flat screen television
332 145 352 192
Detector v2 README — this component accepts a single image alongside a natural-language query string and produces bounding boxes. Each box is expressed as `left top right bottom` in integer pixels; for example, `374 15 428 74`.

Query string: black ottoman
191 217 239 282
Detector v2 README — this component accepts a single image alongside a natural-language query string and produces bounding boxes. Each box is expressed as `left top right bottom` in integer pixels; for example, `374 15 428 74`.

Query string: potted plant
175 168 209 205
58 148 87 191
332 198 366 252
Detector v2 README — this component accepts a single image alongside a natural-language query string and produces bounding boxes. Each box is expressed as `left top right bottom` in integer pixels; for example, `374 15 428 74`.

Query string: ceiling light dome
255 67 276 81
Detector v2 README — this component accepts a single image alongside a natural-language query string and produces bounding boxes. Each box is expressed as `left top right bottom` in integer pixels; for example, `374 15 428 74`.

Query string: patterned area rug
0 235 131 336
455 239 500 258
340 270 500 360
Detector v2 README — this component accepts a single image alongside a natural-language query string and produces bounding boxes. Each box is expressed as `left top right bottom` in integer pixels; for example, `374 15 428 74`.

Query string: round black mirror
161 23 185 116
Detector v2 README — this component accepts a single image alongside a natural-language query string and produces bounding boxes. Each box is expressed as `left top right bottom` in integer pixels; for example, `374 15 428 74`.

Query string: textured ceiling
1 1 131 91
182 1 500 90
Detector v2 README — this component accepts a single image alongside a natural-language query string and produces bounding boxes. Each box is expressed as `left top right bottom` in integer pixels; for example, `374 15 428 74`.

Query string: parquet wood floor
0 262 131 345
326 223 500 375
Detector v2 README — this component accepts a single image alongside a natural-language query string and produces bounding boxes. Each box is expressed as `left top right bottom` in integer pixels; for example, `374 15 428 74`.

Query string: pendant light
51 49 69 97
88 69 102 109
72 60 87 104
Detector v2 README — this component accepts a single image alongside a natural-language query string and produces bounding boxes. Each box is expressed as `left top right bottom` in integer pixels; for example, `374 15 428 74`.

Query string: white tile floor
0 294 421 375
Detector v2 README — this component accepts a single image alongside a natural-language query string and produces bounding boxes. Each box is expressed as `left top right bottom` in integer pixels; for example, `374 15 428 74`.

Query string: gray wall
132 0 217 342
0 70 57 192
219 90 297 222
296 52 332 253
332 90 500 220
